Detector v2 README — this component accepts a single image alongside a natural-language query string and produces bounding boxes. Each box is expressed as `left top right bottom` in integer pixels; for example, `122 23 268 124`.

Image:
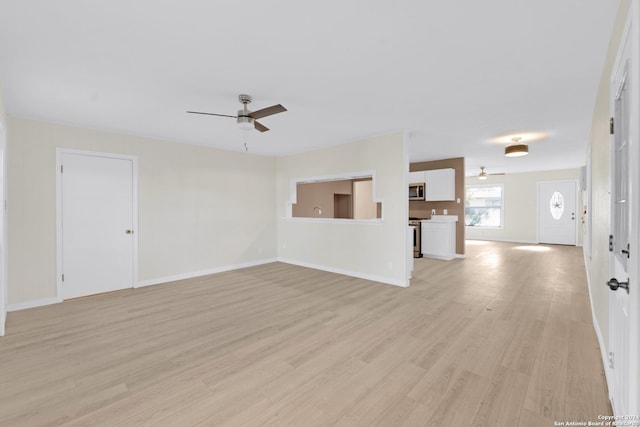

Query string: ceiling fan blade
254 121 269 132
249 104 287 120
187 111 237 118
489 172 506 176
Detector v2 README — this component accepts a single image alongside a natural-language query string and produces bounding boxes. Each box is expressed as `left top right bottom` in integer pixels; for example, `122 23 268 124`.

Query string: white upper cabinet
409 171 425 184
424 168 455 201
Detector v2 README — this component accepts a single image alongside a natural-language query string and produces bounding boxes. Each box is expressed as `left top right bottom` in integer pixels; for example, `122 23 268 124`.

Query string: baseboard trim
455 254 466 259
7 297 61 312
0 310 5 336
582 248 614 405
466 238 539 244
277 257 409 288
135 258 279 288
6 259 279 312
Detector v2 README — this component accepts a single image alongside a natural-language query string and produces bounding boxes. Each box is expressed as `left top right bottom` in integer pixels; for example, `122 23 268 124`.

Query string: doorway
537 180 577 245
333 194 352 219
57 150 138 300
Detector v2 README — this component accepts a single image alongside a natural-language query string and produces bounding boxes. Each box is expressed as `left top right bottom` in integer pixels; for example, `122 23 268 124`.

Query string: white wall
7 117 277 306
466 168 581 244
277 132 409 286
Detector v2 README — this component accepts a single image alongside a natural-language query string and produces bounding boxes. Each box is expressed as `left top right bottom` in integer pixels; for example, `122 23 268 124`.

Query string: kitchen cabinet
421 215 457 260
424 168 455 201
409 171 425 184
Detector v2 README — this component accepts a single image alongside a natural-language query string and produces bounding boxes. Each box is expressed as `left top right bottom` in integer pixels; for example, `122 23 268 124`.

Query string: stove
408 218 422 258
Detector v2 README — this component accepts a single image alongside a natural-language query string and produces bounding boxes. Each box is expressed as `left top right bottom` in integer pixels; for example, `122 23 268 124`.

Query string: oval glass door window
549 191 564 220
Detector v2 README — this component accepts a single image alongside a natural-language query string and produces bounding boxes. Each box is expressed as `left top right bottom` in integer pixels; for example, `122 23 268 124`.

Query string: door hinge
609 235 614 252
610 117 615 135
60 165 64 173
622 243 630 259
608 351 614 369
62 274 64 282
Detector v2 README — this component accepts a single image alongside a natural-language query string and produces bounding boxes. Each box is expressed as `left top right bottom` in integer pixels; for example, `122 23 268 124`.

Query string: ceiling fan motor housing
237 110 254 129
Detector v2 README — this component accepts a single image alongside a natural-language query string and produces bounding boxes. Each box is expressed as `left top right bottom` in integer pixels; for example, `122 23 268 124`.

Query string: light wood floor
0 241 611 426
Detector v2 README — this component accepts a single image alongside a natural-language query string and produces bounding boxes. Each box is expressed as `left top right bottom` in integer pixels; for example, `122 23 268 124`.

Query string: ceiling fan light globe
237 116 254 131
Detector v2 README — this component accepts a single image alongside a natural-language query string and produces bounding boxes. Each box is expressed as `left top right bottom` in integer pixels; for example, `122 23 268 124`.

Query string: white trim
135 258 278 288
0 114 6 337
7 297 60 312
286 217 383 225
5 259 279 313
455 254 466 259
56 149 139 301
465 238 539 245
402 131 411 286
422 254 455 261
583 248 614 406
277 257 409 288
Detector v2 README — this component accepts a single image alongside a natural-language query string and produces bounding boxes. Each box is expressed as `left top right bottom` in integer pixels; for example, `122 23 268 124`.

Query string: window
465 185 503 227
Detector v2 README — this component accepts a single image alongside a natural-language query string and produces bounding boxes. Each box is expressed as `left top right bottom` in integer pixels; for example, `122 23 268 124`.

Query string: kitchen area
409 157 465 263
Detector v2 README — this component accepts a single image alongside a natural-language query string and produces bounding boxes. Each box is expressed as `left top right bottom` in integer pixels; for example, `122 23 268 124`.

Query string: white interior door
608 8 638 416
60 151 136 300
538 180 577 245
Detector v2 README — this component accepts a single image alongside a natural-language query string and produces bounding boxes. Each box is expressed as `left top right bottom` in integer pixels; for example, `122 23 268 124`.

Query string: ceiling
0 0 621 176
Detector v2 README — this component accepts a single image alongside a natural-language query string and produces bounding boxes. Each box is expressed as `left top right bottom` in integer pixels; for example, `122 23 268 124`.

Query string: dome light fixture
505 137 528 157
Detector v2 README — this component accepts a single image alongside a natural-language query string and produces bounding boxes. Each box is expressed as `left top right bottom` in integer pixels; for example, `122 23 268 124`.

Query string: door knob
607 277 629 293
125 229 133 235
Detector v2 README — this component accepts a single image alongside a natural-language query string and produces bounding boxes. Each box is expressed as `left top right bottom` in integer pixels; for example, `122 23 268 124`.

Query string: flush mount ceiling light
505 137 528 157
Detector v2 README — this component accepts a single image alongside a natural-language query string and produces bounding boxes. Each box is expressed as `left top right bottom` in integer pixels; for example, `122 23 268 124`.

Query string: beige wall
353 180 377 220
7 117 277 305
410 157 465 254
277 133 409 286
585 0 632 365
465 168 581 244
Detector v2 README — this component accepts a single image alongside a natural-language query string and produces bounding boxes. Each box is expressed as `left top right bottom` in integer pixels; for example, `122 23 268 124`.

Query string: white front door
538 180 577 245
60 151 137 300
608 7 638 416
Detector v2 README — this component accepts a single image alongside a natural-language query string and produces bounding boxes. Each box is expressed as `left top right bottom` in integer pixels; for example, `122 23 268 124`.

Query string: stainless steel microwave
409 183 425 200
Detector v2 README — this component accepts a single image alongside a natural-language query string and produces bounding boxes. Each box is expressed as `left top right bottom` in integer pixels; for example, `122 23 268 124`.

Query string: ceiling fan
478 166 505 180
187 94 287 133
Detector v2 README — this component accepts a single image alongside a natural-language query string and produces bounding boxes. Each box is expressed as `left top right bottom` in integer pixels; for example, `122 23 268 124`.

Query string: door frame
536 179 579 245
55 148 139 301
608 2 639 415
0 117 6 336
